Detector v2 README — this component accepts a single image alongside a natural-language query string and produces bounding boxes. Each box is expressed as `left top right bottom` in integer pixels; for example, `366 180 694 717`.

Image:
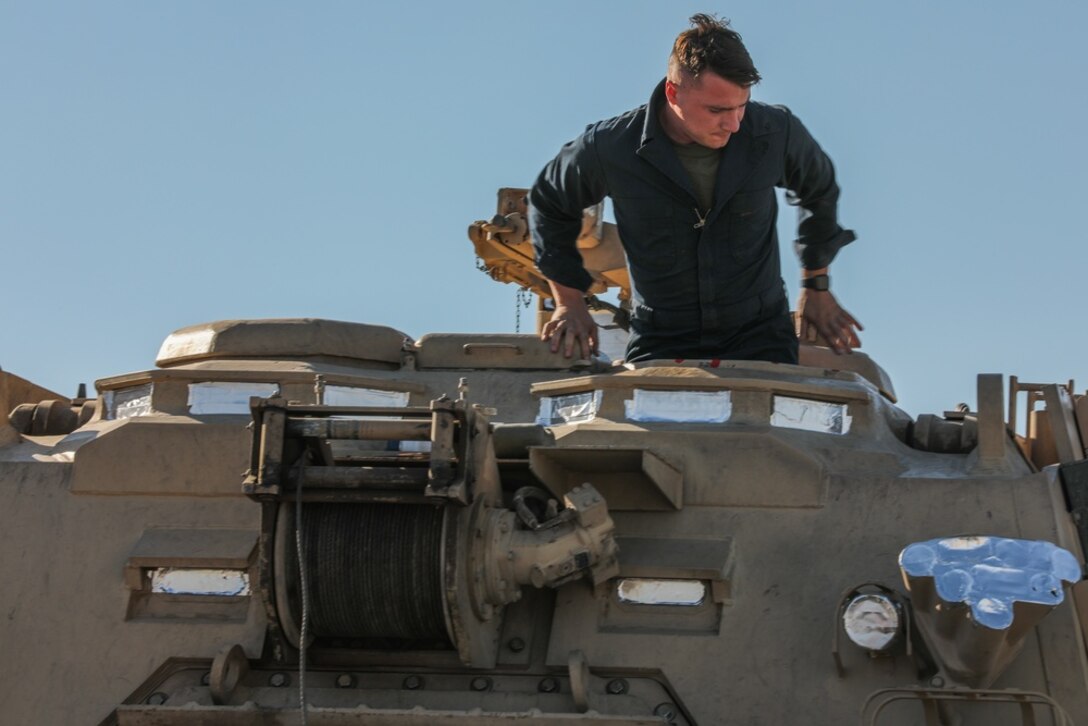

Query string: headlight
842 592 901 651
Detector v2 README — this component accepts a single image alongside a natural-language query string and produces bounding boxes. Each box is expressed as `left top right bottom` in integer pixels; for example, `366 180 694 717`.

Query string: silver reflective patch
843 594 900 651
617 579 705 606
536 390 602 425
150 568 250 596
771 396 851 434
591 310 629 365
324 386 409 408
187 382 279 415
103 383 154 420
899 536 1081 630
624 389 731 423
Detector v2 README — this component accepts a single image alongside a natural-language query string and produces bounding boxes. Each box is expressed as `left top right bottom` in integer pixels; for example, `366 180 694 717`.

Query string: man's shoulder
745 101 793 136
580 104 647 147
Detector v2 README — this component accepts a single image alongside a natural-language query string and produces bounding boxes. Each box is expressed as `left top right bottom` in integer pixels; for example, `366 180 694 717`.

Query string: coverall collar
637 78 768 217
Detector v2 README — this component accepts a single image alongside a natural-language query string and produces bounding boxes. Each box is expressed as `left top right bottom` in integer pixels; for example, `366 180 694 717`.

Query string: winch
244 391 619 667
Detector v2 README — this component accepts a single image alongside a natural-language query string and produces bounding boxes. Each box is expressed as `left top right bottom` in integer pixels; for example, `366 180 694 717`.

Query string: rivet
146 692 168 706
471 676 492 692
269 672 289 688
607 678 628 694
335 673 356 689
507 637 526 653
538 677 560 693
930 675 945 688
403 675 423 690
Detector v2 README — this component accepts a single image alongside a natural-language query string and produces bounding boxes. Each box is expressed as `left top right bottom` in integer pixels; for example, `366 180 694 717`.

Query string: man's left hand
797 289 863 354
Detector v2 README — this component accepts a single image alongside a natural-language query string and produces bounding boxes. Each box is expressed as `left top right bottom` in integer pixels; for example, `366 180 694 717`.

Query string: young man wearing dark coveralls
529 14 862 363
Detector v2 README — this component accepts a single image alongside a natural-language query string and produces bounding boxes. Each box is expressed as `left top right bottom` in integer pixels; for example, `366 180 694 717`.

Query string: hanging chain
515 287 533 333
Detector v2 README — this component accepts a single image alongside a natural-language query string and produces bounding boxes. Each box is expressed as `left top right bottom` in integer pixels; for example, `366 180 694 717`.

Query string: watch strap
801 274 830 291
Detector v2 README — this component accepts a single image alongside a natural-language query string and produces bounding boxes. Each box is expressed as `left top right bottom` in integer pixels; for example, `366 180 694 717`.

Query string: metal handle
462 344 522 355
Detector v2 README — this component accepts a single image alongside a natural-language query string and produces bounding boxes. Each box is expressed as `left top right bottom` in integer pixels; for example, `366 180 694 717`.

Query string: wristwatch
801 274 830 291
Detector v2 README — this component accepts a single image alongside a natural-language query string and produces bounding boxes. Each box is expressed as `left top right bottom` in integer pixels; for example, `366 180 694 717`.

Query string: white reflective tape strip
31 451 76 463
103 383 154 420
624 389 732 423
150 568 250 596
187 382 280 414
617 579 706 606
771 396 851 434
324 386 409 408
536 390 602 425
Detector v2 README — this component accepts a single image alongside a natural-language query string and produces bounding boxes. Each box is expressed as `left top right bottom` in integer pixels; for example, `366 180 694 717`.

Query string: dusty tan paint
0 370 69 414
4 315 1087 725
2 198 1088 724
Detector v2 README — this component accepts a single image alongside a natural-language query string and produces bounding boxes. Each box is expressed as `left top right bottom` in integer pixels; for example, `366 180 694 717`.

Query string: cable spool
248 396 619 668
274 502 453 649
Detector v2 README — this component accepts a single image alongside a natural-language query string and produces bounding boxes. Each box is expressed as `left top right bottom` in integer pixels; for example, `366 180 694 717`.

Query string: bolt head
930 675 945 688
471 676 492 692
335 673 356 689
403 675 423 690
607 678 629 695
654 702 677 720
269 672 289 688
200 671 211 686
507 637 526 653
146 692 168 706
538 677 560 694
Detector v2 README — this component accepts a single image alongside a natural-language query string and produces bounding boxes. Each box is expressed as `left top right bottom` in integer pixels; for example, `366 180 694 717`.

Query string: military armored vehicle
3 189 1088 725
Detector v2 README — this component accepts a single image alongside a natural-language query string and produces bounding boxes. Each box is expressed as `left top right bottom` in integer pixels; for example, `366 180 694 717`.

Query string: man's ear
664 79 678 104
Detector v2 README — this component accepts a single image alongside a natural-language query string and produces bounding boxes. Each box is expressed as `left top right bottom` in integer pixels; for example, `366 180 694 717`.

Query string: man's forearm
547 279 589 311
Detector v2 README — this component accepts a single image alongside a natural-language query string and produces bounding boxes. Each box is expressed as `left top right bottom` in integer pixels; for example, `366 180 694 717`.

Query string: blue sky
3 1 1086 420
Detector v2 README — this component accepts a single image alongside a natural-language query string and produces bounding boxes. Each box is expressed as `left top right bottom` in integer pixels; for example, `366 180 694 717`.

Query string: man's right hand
541 281 598 359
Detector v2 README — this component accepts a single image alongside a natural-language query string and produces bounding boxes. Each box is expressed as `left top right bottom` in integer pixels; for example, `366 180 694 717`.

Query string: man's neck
658 104 695 145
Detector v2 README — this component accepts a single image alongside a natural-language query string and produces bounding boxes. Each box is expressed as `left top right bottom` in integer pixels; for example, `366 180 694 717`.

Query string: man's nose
721 111 742 132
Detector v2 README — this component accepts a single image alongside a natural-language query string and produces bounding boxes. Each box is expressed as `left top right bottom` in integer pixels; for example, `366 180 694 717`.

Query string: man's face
664 71 750 148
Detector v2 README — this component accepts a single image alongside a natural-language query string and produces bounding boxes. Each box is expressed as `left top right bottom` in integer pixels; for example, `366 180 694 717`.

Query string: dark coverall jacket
528 79 855 363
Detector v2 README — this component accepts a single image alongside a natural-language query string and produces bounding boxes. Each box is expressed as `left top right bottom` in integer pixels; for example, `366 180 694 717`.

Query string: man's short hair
668 14 761 87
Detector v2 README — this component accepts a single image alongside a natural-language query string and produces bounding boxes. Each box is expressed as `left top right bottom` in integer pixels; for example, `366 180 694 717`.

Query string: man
528 14 861 363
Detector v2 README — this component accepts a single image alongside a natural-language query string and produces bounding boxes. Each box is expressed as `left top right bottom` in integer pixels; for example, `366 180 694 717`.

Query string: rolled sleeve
528 127 608 292
778 108 857 270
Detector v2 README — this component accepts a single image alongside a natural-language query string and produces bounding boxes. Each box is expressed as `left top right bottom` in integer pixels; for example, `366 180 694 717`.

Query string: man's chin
702 134 732 148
